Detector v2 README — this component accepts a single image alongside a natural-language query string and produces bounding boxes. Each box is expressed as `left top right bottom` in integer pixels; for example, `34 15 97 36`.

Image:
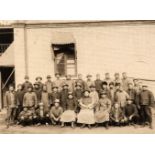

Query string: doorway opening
0 67 15 109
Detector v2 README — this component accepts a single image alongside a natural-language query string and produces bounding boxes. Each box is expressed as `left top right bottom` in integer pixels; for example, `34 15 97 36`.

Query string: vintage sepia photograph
0 20 155 134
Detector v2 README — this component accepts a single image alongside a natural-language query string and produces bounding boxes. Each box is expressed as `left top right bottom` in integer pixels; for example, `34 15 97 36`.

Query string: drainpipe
24 25 28 76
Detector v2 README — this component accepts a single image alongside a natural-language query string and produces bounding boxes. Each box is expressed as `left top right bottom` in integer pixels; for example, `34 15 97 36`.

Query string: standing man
64 74 74 92
22 75 33 93
114 86 129 109
114 73 122 85
85 74 94 91
4 84 17 128
60 83 69 110
35 76 43 91
94 74 102 93
53 73 63 92
23 85 37 110
45 75 53 95
122 72 133 91
139 84 154 129
74 74 86 91
33 82 42 105
109 82 115 105
126 82 138 105
104 73 112 86
16 84 25 121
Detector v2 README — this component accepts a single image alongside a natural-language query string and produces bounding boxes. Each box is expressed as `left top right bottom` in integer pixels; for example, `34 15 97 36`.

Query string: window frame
52 43 77 77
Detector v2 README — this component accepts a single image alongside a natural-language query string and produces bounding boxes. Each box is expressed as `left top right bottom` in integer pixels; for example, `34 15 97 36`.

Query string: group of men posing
4 72 155 129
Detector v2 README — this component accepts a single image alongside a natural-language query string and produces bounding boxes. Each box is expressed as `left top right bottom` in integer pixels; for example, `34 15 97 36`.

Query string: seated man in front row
123 98 139 127
49 99 63 125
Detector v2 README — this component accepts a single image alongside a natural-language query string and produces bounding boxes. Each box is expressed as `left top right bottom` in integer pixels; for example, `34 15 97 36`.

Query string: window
0 28 13 55
52 43 77 77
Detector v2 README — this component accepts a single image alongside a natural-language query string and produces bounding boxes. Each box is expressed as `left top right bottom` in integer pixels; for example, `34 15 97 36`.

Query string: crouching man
49 99 63 125
123 98 139 127
18 107 34 126
110 102 124 126
34 102 50 126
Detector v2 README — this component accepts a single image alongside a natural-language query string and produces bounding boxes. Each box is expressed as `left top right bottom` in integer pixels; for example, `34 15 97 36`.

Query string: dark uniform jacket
60 89 69 109
73 89 83 100
23 92 37 108
22 81 33 92
124 104 138 117
4 91 17 108
16 89 25 106
127 88 138 105
65 98 78 111
95 79 103 92
50 92 61 104
139 90 154 106
34 88 42 103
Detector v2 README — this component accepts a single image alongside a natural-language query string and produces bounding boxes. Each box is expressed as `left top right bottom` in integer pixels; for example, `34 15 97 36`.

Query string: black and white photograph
0 20 155 133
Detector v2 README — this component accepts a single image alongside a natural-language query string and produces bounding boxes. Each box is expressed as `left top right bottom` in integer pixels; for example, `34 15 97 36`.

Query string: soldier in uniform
33 82 42 106
18 107 35 126
45 75 53 95
53 73 63 92
4 84 17 128
50 86 61 106
35 76 43 91
60 83 69 109
122 72 133 91
94 74 102 93
138 84 155 129
85 74 94 91
16 84 25 121
49 99 63 125
104 73 112 86
22 75 33 93
23 85 37 110
64 74 74 92
114 73 122 85
74 74 86 91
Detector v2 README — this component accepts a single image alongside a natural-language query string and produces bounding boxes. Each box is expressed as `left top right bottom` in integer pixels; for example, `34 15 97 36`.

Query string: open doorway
0 67 15 109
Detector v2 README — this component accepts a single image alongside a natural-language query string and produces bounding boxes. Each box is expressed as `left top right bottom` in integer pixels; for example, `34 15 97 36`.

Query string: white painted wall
20 24 155 84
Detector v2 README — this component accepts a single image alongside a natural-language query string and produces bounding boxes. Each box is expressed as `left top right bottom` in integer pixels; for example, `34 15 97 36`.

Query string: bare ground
0 109 155 134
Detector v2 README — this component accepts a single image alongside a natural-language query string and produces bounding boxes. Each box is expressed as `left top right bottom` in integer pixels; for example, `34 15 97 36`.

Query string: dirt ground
0 109 155 134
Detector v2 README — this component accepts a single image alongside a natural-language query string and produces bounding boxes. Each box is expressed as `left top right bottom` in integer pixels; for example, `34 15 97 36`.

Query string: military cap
102 81 108 85
89 84 96 88
75 82 82 87
24 75 29 79
33 82 39 86
35 76 42 80
62 83 69 87
115 82 121 86
52 85 58 89
142 84 148 87
109 82 114 86
54 99 60 103
68 92 73 96
55 72 60 76
100 91 107 95
86 74 92 78
46 75 51 78
126 98 134 101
